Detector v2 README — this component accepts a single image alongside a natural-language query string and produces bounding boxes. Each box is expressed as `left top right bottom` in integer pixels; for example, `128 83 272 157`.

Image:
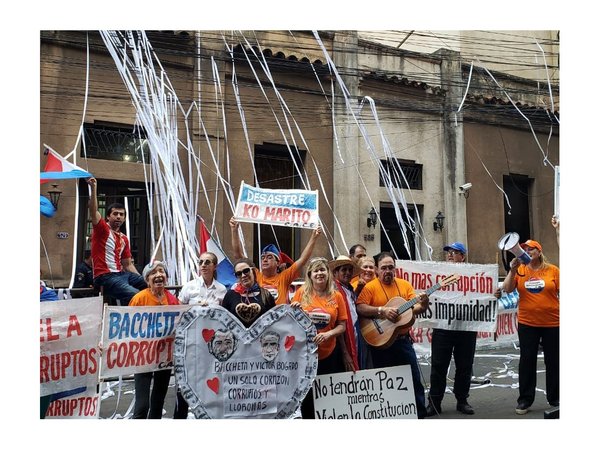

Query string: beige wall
464 123 559 270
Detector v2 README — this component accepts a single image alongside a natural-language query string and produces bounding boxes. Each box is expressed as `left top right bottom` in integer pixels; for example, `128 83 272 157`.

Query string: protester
502 239 559 415
179 252 227 306
551 215 559 245
348 244 367 285
129 260 179 419
221 258 276 326
329 255 364 371
229 217 321 304
87 178 146 305
174 251 227 419
73 250 94 289
292 257 349 419
426 242 501 416
352 256 376 297
348 244 367 265
356 252 429 418
40 278 59 418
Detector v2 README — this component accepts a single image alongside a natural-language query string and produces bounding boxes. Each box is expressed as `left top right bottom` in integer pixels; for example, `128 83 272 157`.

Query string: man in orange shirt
229 217 321 304
357 252 429 418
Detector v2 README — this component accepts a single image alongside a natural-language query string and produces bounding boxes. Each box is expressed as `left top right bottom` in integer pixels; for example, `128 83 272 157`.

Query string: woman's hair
301 257 335 304
358 256 375 267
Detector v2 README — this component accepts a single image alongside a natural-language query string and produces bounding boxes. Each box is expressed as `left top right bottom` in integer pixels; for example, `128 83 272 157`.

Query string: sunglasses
199 259 214 266
235 267 252 278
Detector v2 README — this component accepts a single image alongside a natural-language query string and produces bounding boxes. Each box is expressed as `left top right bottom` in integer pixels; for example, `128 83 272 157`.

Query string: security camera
459 183 472 193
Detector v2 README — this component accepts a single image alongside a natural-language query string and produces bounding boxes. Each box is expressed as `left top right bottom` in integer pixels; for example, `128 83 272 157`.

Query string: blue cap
261 244 280 260
443 242 467 254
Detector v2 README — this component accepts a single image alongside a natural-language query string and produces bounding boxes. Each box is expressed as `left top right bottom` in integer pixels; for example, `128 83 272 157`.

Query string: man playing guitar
356 252 429 419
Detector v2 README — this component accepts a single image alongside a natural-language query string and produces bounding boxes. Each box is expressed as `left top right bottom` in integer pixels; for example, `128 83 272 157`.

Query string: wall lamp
47 183 62 210
367 207 378 229
433 211 445 232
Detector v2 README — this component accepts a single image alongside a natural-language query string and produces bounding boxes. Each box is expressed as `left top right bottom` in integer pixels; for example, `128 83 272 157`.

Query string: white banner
45 387 100 419
233 181 319 229
100 305 192 378
174 305 318 419
312 366 418 419
396 260 499 332
40 296 103 396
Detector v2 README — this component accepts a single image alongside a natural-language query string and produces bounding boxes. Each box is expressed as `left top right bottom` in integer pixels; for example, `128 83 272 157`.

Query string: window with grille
379 159 423 190
82 123 150 163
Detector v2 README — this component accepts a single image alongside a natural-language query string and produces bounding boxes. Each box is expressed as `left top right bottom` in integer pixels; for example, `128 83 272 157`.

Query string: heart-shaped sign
235 303 262 324
174 305 318 419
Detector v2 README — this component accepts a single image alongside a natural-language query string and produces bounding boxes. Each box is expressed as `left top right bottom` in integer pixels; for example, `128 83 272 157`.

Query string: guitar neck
395 282 442 315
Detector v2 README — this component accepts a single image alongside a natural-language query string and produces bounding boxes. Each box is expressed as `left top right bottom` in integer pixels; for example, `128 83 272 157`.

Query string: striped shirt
90 219 132 278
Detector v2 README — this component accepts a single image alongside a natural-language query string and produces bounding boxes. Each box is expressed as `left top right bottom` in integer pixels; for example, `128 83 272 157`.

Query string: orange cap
521 240 542 252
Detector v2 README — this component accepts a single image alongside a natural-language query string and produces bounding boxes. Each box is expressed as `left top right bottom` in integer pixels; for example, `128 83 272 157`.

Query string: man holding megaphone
502 239 559 415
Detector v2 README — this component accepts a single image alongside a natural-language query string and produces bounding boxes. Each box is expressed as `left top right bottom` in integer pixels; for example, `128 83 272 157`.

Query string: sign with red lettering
233 181 319 229
396 260 499 332
40 296 103 396
45 387 100 419
100 305 192 378
174 305 318 419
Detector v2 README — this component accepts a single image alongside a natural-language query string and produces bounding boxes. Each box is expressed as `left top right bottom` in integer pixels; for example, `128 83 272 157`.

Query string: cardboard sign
100 305 192 378
312 366 418 419
396 260 499 332
174 305 318 419
45 387 100 419
234 181 319 229
40 296 103 396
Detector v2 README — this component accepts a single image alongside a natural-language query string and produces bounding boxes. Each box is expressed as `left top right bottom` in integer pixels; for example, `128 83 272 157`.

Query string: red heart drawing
207 377 219 394
284 335 295 351
202 329 215 342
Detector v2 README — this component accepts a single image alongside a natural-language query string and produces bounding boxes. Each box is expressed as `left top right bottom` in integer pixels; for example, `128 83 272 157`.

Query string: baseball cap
521 240 542 252
443 242 467 254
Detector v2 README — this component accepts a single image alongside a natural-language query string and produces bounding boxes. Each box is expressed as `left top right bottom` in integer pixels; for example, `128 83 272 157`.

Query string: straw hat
328 255 362 278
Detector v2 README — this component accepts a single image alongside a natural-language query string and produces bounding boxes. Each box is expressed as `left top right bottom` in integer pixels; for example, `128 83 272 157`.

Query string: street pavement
99 344 557 420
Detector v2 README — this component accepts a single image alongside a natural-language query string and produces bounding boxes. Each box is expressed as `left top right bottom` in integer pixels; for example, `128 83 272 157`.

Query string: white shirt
179 277 227 306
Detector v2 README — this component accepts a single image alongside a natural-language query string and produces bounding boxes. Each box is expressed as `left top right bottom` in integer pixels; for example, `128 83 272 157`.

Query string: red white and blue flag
40 145 92 184
198 216 237 288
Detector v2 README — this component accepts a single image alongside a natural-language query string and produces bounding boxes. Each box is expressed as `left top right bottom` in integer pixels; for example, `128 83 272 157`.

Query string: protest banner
411 284 519 355
100 305 191 378
40 296 103 396
396 260 499 333
233 181 319 229
174 304 318 419
45 386 100 419
312 366 417 419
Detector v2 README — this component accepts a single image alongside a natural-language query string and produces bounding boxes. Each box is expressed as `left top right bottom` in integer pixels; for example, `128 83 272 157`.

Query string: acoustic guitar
359 274 460 348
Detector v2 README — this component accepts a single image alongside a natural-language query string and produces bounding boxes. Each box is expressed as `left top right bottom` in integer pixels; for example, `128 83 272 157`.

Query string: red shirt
90 219 132 278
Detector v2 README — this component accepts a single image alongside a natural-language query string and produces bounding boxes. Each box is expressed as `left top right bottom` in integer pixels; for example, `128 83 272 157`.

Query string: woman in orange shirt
503 240 559 415
292 257 348 419
129 260 179 419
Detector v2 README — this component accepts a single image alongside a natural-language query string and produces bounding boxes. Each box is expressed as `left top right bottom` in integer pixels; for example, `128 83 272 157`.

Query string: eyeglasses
235 267 252 278
199 259 214 266
447 250 463 256
261 254 275 261
379 265 395 272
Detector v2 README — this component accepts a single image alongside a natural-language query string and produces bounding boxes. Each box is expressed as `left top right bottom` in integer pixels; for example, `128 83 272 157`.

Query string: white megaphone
497 232 531 265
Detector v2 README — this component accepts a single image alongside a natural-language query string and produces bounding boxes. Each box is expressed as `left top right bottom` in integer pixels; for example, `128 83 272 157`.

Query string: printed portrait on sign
260 331 280 362
208 328 238 362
